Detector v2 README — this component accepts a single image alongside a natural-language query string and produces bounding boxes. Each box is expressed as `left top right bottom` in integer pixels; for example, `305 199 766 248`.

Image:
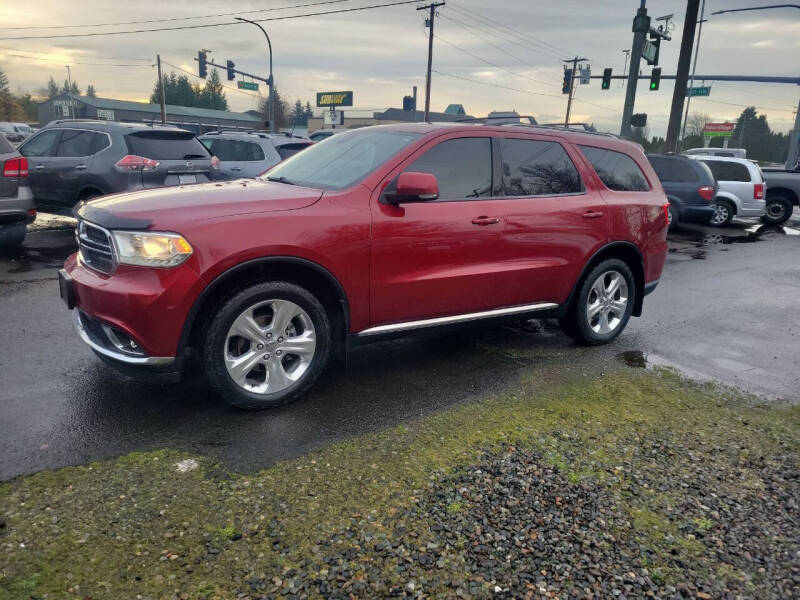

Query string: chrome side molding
358 302 559 337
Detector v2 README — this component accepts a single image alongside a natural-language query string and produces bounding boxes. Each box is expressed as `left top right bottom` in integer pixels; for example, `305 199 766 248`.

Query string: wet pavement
1 211 798 481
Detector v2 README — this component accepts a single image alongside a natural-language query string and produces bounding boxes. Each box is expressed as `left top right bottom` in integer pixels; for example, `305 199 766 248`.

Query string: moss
1 369 797 599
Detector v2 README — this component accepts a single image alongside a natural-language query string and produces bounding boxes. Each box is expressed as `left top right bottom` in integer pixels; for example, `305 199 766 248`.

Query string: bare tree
685 112 712 137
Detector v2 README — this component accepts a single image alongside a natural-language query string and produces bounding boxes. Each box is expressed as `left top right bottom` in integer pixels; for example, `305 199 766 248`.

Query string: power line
160 60 261 100
0 49 152 67
0 0 422 41
691 97 795 114
432 68 564 99
0 0 351 30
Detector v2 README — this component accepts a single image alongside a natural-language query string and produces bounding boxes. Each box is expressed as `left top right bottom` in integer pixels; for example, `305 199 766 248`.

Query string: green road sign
686 86 711 97
237 81 259 91
316 91 353 107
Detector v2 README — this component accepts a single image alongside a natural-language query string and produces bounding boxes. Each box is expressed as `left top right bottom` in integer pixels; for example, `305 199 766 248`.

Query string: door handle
471 216 501 226
33 165 45 171
231 167 242 171
582 210 604 219
75 165 88 171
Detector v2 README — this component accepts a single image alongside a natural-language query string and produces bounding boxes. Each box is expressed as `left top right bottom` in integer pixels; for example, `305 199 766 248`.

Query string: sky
0 0 798 137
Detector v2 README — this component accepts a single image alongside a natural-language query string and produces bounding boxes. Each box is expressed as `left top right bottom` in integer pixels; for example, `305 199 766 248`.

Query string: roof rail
504 123 621 139
49 118 107 125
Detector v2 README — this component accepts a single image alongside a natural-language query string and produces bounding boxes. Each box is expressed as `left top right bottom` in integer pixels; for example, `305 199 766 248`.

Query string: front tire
559 259 636 346
761 195 793 225
710 199 734 226
203 281 332 410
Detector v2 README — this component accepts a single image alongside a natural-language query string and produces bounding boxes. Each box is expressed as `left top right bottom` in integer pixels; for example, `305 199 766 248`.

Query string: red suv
59 124 668 409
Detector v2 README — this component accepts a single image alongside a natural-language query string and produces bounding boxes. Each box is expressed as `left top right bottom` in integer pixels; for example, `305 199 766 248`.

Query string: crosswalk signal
226 60 235 81
562 68 572 95
649 67 661 91
601 68 612 90
198 51 208 79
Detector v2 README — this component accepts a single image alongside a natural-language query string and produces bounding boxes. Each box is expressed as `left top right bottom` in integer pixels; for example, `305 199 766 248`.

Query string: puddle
0 229 77 275
617 350 648 368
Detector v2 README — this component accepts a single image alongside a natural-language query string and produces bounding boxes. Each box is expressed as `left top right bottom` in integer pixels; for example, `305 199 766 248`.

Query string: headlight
111 231 193 267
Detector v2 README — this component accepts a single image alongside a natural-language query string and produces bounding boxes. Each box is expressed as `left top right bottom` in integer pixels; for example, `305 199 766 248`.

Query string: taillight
28 208 37 217
210 155 220 170
3 157 28 177
662 202 670 225
115 154 160 172
753 183 764 200
698 185 715 202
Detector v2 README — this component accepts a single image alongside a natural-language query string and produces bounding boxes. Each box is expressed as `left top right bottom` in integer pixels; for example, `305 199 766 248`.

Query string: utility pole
65 65 74 119
788 99 800 169
679 0 706 150
412 85 418 123
235 17 275 133
665 0 701 153
418 2 445 122
563 57 587 128
156 54 166 125
620 1 650 138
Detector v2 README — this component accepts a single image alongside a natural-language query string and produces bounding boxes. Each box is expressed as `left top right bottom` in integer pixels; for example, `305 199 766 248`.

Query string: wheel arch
765 186 799 206
713 191 739 213
178 256 350 359
566 242 646 317
75 184 105 203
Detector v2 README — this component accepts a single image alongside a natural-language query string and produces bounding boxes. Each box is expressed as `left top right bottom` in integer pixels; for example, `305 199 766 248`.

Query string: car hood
75 179 322 230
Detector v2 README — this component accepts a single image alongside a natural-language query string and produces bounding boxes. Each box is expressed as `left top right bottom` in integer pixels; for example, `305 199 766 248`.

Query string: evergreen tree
0 91 25 121
14 93 39 121
86 84 96 97
0 65 9 92
304 101 313 119
198 69 228 110
47 76 59 99
70 81 80 96
150 72 201 108
291 99 306 126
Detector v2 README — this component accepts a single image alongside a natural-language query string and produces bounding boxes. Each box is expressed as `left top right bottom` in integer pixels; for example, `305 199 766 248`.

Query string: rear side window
126 131 210 160
701 160 750 182
581 146 650 191
498 138 583 196
277 143 312 160
0 135 13 153
206 139 266 162
19 130 60 157
648 156 699 182
405 137 492 200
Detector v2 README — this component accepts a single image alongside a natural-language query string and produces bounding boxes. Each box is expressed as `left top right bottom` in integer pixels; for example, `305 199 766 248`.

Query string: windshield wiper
267 176 296 186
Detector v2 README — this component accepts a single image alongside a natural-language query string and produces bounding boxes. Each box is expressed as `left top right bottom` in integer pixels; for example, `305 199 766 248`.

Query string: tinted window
126 131 210 160
499 138 583 196
55 130 96 157
206 139 266 162
647 156 699 182
19 130 60 157
277 143 311 160
404 137 491 199
0 135 13 154
581 146 649 191
701 160 750 182
264 130 421 190
93 133 110 154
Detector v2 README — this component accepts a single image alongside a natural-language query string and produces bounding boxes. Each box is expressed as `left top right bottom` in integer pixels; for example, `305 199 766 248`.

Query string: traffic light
226 60 235 81
601 68 612 90
562 68 572 94
198 51 207 79
649 67 661 91
402 95 416 111
631 113 647 128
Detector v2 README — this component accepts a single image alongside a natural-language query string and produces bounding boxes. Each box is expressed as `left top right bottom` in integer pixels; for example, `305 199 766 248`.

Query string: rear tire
559 258 636 346
0 222 26 251
203 281 332 410
710 199 735 227
761 195 793 225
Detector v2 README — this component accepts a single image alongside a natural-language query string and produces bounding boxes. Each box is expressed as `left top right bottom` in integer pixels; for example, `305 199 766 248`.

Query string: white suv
685 155 765 226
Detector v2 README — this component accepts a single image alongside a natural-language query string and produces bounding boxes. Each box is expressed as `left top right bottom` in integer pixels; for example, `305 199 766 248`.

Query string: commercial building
37 94 263 134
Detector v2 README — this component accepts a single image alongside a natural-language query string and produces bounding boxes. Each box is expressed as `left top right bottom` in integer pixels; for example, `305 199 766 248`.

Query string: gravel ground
2 371 798 599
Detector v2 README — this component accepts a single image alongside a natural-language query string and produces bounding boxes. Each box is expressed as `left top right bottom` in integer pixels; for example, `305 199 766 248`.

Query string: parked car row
0 122 37 144
0 133 35 248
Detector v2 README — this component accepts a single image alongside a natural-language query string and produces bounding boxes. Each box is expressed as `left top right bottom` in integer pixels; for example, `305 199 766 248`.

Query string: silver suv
685 155 766 226
199 132 312 179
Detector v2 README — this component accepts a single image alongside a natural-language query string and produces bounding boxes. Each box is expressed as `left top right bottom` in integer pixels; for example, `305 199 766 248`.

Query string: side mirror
386 171 439 204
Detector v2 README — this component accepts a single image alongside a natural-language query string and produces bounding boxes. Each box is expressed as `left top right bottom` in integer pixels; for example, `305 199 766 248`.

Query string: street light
235 17 275 134
712 4 800 16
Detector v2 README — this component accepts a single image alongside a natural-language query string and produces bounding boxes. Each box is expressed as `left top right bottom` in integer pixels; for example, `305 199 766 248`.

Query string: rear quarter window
126 131 210 160
580 146 650 191
276 143 312 160
648 156 700 182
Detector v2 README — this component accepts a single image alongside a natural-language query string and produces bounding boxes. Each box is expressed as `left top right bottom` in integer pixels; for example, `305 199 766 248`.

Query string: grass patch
1 369 797 599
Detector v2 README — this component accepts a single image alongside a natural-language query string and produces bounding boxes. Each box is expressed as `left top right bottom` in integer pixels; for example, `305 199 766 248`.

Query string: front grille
77 220 115 274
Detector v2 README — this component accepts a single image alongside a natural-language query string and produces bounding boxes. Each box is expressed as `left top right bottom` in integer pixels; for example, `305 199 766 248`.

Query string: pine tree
70 81 80 96
47 76 59 99
0 65 9 92
199 69 228 110
304 101 313 119
292 99 305 126
86 84 96 97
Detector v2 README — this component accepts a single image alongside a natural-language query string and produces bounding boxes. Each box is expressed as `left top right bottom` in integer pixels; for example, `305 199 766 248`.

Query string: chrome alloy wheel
224 299 316 394
586 270 629 335
710 203 729 225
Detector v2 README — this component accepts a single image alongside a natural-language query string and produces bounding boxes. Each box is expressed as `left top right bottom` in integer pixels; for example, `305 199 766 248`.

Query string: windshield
261 129 421 190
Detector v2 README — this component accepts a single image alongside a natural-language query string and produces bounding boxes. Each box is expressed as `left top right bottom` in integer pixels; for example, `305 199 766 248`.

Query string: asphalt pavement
1 211 798 481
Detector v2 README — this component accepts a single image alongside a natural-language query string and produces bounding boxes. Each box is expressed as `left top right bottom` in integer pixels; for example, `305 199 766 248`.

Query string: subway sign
316 91 353 107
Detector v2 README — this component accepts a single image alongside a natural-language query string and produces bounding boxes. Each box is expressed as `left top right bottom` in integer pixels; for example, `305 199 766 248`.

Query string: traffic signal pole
620 1 650 139
156 54 166 125
563 57 587 128
665 0 700 152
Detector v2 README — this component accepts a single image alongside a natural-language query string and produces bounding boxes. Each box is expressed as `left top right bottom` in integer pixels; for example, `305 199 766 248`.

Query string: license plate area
178 174 197 185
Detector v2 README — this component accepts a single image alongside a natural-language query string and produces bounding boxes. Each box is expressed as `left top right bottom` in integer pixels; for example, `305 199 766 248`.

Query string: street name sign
237 81 259 91
686 86 711 97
